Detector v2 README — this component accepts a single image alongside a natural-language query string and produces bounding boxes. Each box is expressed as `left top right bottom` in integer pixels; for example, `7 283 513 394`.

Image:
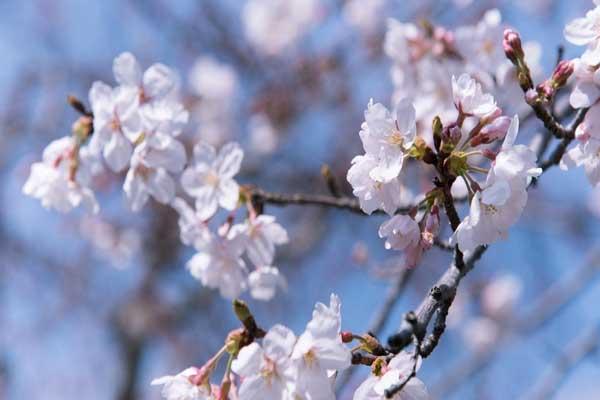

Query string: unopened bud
503 29 524 65
551 60 574 88
471 116 511 146
341 331 354 343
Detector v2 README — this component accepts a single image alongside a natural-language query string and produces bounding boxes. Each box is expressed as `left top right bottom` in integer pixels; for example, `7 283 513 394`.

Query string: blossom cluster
172 142 289 300
385 9 542 131
560 1 600 186
24 52 189 213
152 295 428 400
348 72 541 259
22 53 290 302
242 0 321 55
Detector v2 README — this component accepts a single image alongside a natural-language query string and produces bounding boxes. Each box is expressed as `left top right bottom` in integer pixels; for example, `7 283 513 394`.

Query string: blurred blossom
248 114 279 156
343 0 386 35
463 317 500 352
79 216 141 268
480 274 523 320
351 241 369 265
188 57 238 146
243 0 322 55
189 57 237 102
588 187 600 217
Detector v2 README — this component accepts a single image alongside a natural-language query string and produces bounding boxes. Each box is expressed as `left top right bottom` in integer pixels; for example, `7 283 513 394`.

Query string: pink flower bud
503 29 524 64
341 331 354 343
551 60 574 87
473 116 511 146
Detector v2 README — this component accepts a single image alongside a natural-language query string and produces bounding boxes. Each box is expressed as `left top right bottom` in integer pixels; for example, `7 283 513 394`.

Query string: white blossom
123 133 186 212
378 215 424 268
359 99 416 183
455 9 505 79
113 52 176 104
564 1 600 65
232 324 297 399
88 82 141 172
230 214 289 267
171 197 212 249
451 73 497 118
291 294 352 400
23 137 99 213
453 117 540 253
186 231 247 299
347 154 404 215
343 0 385 35
353 352 429 400
151 367 212 400
243 0 321 55
248 266 287 301
181 142 243 220
481 275 522 320
560 137 600 186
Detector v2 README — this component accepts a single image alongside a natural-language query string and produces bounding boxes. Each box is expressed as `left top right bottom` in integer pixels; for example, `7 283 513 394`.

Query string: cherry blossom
354 352 429 400
88 82 141 172
230 214 289 267
231 324 297 399
564 1 600 66
186 230 248 299
347 154 404 215
113 52 176 104
123 133 186 212
171 197 212 249
248 266 287 301
378 215 423 268
151 367 212 400
188 57 237 146
23 136 100 213
181 142 243 221
451 73 497 119
243 0 321 55
359 99 417 183
453 117 541 253
481 274 523 320
291 294 352 400
560 137 600 186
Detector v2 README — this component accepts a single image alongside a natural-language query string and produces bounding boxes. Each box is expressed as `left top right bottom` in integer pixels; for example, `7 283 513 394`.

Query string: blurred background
1 0 600 399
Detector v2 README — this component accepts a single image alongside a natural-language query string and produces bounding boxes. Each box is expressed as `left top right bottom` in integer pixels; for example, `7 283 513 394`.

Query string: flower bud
551 60 574 88
503 29 524 65
341 331 354 343
471 116 511 146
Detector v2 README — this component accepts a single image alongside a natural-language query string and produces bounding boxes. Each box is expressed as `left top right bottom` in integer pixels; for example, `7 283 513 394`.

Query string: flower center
203 171 220 187
387 131 405 146
484 204 498 215
260 358 277 386
304 349 317 367
482 40 494 55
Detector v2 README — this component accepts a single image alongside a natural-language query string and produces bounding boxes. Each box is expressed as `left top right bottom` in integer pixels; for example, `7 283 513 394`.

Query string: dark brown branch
387 246 487 352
